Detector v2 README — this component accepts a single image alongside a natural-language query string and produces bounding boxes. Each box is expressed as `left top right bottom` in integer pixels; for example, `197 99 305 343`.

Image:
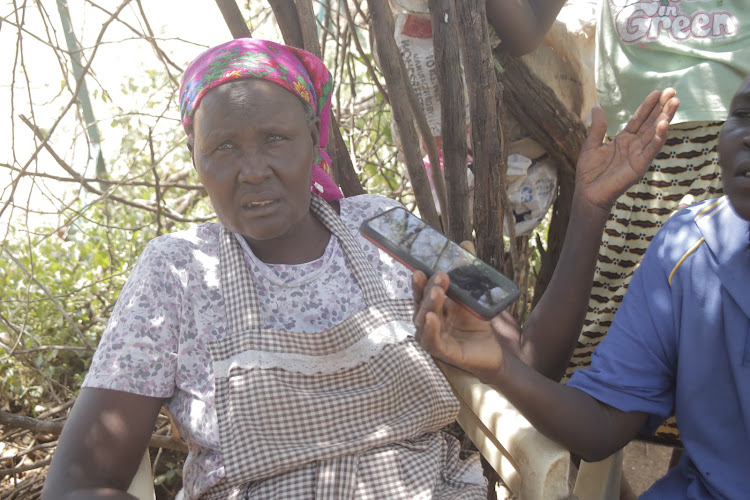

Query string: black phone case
360 207 520 319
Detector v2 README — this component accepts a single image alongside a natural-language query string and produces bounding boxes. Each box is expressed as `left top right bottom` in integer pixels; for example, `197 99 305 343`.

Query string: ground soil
622 440 674 496
494 439 675 499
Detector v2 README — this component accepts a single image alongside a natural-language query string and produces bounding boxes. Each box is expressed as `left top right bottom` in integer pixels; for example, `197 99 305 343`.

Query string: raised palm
576 89 679 211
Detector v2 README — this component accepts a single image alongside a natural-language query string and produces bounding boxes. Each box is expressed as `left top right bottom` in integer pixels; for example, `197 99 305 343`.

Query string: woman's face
192 79 321 251
718 76 750 221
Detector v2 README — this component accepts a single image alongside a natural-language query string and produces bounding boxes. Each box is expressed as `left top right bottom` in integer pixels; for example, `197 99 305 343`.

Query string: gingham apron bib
203 196 470 499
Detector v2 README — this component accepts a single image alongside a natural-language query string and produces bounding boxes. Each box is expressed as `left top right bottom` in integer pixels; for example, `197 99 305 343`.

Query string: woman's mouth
245 200 274 208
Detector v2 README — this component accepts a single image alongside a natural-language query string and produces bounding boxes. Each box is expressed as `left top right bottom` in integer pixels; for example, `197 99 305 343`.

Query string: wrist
570 192 613 227
477 350 517 387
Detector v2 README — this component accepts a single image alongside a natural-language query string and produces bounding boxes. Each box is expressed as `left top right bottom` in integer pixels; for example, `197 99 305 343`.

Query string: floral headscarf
180 38 343 201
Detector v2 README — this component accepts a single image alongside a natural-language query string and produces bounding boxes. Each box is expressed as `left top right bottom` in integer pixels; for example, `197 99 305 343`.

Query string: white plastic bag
384 1 597 235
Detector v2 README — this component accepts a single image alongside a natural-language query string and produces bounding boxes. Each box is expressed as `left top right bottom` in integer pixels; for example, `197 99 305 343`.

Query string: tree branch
0 410 189 454
215 0 251 38
367 0 441 228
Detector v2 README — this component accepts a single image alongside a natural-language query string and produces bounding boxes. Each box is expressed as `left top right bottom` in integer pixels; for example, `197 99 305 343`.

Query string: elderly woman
42 38 678 499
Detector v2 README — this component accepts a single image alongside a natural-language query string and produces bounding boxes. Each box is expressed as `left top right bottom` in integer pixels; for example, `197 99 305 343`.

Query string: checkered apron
203 196 483 499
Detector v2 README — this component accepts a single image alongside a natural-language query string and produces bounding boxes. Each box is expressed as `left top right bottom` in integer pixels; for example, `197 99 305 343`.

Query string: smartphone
360 206 520 319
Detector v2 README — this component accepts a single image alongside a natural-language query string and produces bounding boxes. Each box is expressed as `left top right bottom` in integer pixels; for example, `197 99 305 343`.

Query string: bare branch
0 411 189 454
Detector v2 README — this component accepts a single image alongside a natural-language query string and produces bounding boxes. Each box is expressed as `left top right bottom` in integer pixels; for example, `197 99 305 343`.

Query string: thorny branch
1 2 565 498
0 2 410 497
0 2 214 496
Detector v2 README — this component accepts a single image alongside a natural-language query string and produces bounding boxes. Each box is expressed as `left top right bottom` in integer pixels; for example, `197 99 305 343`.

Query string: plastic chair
438 361 622 500
127 364 623 500
126 452 156 500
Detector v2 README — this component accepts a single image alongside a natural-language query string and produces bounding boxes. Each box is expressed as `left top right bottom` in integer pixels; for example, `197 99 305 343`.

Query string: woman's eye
267 134 284 143
734 109 750 118
215 142 235 151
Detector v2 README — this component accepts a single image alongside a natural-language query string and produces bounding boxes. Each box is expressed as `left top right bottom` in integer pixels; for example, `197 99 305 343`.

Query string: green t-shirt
597 0 750 135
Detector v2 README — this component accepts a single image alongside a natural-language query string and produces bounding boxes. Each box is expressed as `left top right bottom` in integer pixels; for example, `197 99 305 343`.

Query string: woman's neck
243 212 332 265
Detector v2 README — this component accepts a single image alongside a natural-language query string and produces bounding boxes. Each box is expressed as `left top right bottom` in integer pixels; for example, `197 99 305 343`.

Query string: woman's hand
413 270 522 382
576 89 679 212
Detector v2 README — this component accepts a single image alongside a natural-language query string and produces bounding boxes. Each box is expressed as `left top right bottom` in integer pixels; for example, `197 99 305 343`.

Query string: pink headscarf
180 38 343 202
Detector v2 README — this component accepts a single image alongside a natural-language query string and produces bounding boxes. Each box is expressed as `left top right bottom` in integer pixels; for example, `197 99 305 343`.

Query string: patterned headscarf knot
179 38 343 201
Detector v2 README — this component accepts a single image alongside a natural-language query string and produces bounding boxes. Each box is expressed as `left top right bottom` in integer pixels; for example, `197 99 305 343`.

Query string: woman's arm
42 388 164 500
485 0 567 56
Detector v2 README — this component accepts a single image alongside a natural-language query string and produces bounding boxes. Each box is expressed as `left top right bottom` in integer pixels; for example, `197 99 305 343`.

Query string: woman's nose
237 152 271 183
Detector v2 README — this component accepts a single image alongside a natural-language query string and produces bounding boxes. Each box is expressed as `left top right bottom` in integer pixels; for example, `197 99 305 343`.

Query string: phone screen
360 206 520 318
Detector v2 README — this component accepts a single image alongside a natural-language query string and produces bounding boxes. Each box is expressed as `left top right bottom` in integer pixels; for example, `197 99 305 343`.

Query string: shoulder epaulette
667 199 724 286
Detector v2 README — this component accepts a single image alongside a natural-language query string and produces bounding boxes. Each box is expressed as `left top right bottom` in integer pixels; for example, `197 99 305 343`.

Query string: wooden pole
370 1 450 229
294 0 320 55
428 0 471 242
493 50 586 175
492 48 587 306
367 0 441 228
215 0 251 38
266 0 304 48
453 0 506 269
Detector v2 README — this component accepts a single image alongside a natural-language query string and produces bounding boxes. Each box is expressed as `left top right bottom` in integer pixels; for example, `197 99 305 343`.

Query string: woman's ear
309 116 321 150
187 138 196 170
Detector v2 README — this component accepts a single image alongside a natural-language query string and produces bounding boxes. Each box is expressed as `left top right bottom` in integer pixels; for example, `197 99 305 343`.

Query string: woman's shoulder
338 194 404 228
137 222 222 269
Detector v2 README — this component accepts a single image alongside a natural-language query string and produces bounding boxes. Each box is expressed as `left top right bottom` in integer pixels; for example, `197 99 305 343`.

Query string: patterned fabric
204 195 484 498
566 122 725 444
82 195 431 498
179 38 342 201
201 434 483 500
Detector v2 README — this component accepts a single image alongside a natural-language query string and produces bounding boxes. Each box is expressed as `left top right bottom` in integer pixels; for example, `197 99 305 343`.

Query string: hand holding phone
360 207 520 319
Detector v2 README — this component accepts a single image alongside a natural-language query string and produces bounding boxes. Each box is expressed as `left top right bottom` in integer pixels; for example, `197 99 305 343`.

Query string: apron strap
310 195 390 305
218 197 392 332
218 225 262 334
215 195 394 354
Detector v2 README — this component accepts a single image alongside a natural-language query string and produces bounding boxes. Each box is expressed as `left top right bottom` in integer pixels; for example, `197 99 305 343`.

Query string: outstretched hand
412 269 522 382
576 89 679 211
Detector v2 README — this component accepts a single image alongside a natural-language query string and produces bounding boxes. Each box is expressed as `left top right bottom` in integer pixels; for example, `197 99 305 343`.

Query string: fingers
490 310 521 337
624 88 678 138
413 272 449 339
640 114 672 161
497 309 519 326
622 89 663 135
659 88 679 120
582 106 607 152
651 90 679 138
641 94 680 161
651 88 678 127
491 311 523 358
656 93 680 135
412 270 427 304
418 311 448 360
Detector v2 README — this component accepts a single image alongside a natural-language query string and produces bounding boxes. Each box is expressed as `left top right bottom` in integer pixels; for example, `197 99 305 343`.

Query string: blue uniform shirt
569 197 750 499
